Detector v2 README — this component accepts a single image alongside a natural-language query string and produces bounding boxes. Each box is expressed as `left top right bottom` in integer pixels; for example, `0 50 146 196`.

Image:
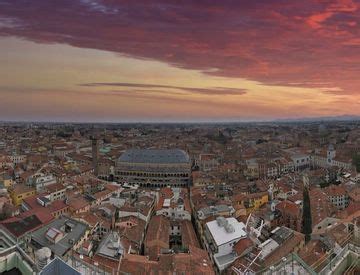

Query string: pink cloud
0 0 359 95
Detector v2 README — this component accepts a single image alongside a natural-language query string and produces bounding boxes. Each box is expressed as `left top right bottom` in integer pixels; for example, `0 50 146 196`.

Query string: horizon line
1 117 360 125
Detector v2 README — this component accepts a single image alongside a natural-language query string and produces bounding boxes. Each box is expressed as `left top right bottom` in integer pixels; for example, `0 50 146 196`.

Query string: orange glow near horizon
0 1 359 122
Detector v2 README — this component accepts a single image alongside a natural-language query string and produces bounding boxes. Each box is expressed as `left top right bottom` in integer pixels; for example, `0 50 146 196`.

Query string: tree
302 186 312 243
352 154 360 173
319 179 330 188
0 203 14 221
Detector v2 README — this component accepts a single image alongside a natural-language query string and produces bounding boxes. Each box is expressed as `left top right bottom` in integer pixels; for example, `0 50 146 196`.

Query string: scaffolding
257 236 360 275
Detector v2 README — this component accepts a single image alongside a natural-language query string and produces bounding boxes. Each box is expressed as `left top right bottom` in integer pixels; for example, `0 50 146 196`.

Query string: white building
8 154 26 165
27 173 57 192
311 144 352 170
156 188 191 221
45 183 67 201
204 217 247 272
323 185 349 210
291 153 311 171
115 149 191 188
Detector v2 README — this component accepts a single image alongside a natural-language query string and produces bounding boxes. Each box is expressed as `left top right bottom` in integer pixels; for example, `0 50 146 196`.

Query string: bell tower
327 144 336 164
91 136 99 176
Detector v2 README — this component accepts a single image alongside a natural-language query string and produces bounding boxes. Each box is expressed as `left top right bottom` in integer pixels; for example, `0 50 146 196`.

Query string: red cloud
0 0 359 95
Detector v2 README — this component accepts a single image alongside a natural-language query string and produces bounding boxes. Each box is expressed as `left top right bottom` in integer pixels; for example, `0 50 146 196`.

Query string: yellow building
231 191 269 216
10 184 36 206
1 175 14 188
244 192 269 215
244 160 260 180
64 161 76 170
37 146 47 152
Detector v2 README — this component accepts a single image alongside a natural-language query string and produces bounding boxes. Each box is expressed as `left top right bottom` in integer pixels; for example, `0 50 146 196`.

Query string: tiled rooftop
118 149 190 164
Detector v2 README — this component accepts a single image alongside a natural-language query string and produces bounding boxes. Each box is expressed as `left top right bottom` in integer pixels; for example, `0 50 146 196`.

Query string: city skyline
1 0 360 122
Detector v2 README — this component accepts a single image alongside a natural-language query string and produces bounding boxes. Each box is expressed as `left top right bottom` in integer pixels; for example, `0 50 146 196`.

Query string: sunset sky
0 0 359 122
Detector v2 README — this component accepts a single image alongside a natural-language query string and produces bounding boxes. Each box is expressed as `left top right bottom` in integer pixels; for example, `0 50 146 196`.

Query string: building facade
204 217 247 272
311 144 352 170
115 149 191 188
